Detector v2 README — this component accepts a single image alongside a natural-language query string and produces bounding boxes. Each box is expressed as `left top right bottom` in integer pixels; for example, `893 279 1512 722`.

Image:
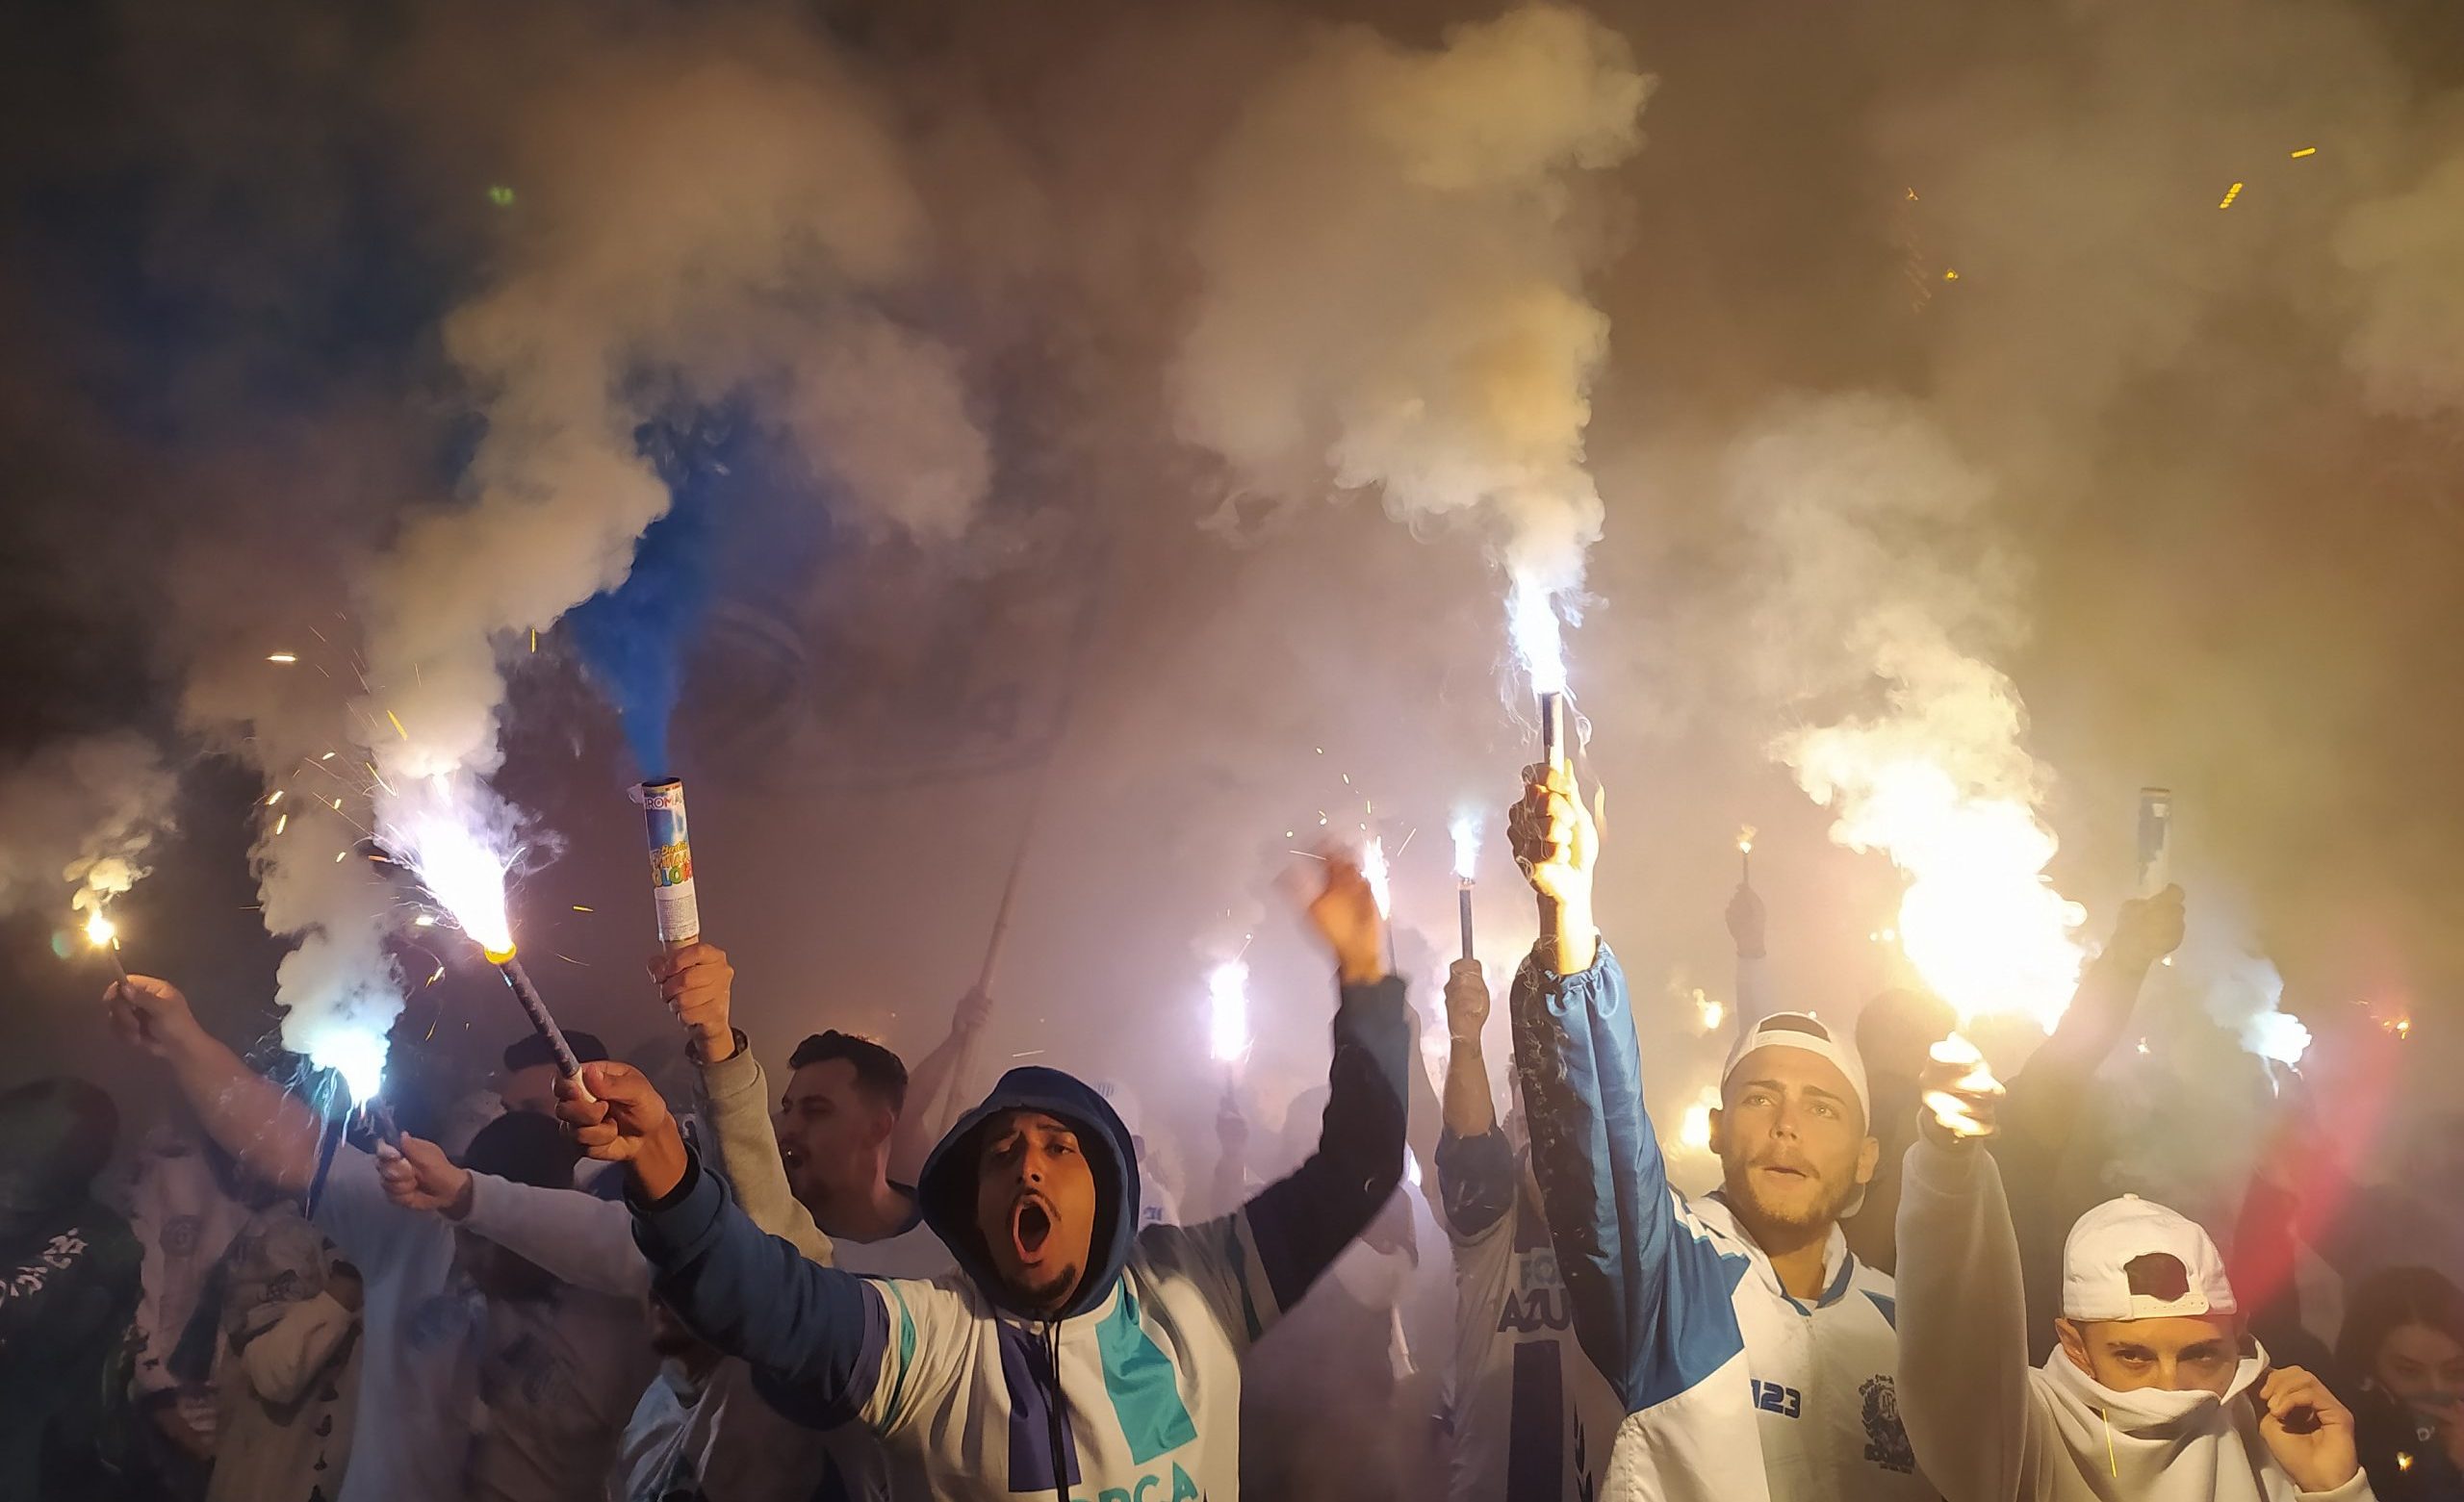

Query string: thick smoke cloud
1173 4 1651 676
0 732 178 919
6 0 2464 1206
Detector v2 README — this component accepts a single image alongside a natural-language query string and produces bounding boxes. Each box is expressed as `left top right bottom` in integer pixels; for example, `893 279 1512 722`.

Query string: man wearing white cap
1899 1047 2372 1500
1505 764 1927 1502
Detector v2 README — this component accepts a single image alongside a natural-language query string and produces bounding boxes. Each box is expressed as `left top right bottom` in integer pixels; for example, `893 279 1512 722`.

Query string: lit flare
1922 1033 2001 1139
1208 960 1252 1064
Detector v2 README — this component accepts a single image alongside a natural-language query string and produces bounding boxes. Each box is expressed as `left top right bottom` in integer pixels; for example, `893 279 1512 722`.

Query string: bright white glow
2244 1011 2313 1066
1208 960 1252 1064
1793 750 2084 1031
1508 573 1568 697
1678 1084 1719 1152
1450 813 1481 881
1363 836 1393 919
1696 991 1726 1033
84 911 116 949
1921 1033 2001 1138
382 780 519 956
314 1029 390 1105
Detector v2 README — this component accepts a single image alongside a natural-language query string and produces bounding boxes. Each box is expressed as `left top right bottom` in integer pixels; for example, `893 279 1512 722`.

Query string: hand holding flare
1920 1032 2005 1144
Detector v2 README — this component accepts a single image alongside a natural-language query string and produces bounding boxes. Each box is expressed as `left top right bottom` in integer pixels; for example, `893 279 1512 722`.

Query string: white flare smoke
1729 394 2085 1030
1173 3 1651 692
272 22 992 1088
0 731 178 923
1208 959 1253 1064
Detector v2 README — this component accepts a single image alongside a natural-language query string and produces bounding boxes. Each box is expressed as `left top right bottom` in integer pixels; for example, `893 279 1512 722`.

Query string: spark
267 652 297 664
321 751 336 761
487 184 515 208
1737 826 1757 854
318 1031 389 1105
386 807 517 957
1209 960 1252 1064
266 791 284 806
571 904 594 913
273 813 289 836
2219 182 2245 209
2290 146 2317 159
334 851 346 862
1942 268 1961 281
386 709 409 741
1450 813 1481 881
85 912 116 950
412 914 436 929
426 964 446 986
2136 1037 2151 1056
331 798 344 810
1362 836 1393 918
1696 990 1726 1033
2244 1011 2311 1066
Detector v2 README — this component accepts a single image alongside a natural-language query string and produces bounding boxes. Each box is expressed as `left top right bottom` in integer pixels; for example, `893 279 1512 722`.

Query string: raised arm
1894 1056 2034 1502
1435 958 1516 1239
1727 881 1783 1034
1506 764 1746 1413
2013 887 2182 1103
659 941 832 1263
561 1060 889 1428
888 987 993 1187
1231 852 1407 1315
372 1133 653 1298
105 977 322 1193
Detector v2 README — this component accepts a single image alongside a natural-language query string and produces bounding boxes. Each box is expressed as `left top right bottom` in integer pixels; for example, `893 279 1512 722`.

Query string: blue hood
918 1066 1141 1321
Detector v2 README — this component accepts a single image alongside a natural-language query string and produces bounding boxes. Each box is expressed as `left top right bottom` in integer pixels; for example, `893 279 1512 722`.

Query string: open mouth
1012 1199 1054 1262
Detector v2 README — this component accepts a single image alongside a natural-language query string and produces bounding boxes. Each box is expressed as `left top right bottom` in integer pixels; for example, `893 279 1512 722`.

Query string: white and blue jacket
629 976 1410 1502
1509 946 1933 1502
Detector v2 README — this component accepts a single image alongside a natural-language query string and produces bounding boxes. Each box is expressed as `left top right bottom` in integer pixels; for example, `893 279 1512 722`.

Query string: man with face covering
1897 1043 2371 1500
562 855 1408 1501
1503 764 1928 1502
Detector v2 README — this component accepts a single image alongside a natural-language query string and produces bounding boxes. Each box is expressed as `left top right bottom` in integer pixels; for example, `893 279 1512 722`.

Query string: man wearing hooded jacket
1898 1038 2374 1501
563 853 1409 1501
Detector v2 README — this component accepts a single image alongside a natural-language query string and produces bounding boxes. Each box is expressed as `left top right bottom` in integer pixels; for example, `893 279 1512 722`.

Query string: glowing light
266 791 284 806
2220 182 2245 209
1508 573 1568 696
2135 1037 2151 1056
571 904 593 913
1942 268 1961 281
317 1030 390 1105
1362 837 1393 919
386 807 517 956
1922 1033 2001 1139
1678 1085 1719 1152
1737 826 1757 855
2290 146 2317 159
267 652 297 664
85 912 116 950
386 710 409 741
2244 1010 2312 1067
487 184 516 208
273 813 289 836
1450 814 1481 882
1404 1154 1423 1189
1794 750 2083 1031
1208 960 1252 1063
1696 991 1726 1033
412 913 435 929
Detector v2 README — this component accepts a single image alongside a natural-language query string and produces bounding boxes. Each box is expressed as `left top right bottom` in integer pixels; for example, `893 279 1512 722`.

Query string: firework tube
635 778 701 951
2137 787 2172 898
1457 878 1476 962
1539 691 1568 774
486 950 591 1093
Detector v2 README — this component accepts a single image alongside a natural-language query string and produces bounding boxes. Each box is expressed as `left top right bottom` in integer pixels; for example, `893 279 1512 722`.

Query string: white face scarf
2038 1343 2284 1502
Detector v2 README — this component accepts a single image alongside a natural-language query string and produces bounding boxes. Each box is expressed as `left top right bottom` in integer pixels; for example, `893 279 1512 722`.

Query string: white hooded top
1894 1136 2375 1502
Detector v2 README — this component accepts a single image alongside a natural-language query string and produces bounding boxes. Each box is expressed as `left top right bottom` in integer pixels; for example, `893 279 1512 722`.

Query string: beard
1003 1262 1083 1317
1723 1158 1859 1238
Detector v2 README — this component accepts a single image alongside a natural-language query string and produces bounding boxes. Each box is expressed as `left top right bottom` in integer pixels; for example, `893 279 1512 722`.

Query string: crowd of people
5 764 2460 1501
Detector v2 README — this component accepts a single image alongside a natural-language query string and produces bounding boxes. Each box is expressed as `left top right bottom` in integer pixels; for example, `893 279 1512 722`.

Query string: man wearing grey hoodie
1896 1045 2373 1501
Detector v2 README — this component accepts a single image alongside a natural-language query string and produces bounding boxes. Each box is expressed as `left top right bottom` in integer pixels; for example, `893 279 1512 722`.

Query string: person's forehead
785 1058 858 1102
1728 1045 1857 1103
2383 1322 2464 1362
2095 1313 2235 1350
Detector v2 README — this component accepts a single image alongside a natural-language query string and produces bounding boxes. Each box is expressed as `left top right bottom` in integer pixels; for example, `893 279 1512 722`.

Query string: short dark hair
501 1030 608 1076
461 1110 580 1189
787 1031 909 1115
2124 1254 2192 1303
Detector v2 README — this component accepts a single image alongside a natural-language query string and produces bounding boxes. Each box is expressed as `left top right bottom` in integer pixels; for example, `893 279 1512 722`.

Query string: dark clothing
2355 1387 2464 1502
0 1203 143 1500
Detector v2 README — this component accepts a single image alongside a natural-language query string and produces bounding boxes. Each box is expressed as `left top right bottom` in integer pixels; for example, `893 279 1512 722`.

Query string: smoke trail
1727 393 2085 1028
1171 3 1652 684
0 730 178 919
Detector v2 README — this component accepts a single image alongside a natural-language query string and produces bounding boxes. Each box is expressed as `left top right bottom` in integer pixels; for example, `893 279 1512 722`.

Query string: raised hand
2253 1365 2359 1494
1444 958 1491 1042
375 1133 473 1217
1305 852 1388 984
557 1061 689 1198
651 942 736 1060
104 975 206 1059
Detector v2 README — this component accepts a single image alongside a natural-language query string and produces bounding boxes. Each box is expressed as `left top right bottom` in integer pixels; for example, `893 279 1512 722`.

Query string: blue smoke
565 420 730 778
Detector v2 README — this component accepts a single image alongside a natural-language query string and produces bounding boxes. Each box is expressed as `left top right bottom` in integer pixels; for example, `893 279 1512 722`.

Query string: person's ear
1855 1133 1881 1187
2056 1319 2094 1375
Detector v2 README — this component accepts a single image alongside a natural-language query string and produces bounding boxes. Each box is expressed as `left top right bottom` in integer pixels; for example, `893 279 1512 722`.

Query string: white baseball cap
2062 1194 2239 1322
1722 1012 1872 1129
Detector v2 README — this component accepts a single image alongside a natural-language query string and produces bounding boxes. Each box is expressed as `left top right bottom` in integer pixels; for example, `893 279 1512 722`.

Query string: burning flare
1362 836 1393 920
382 783 519 958
1450 813 1482 882
1208 960 1252 1064
1922 1033 2002 1139
1509 573 1570 699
